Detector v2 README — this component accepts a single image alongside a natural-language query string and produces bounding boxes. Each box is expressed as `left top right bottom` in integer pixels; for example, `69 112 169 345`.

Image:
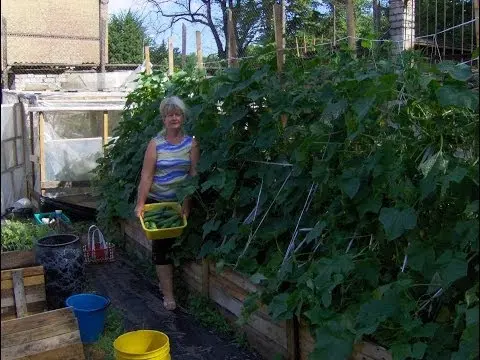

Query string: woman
135 96 199 311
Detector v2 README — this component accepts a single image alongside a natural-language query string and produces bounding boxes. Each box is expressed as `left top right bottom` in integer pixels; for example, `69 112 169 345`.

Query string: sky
108 0 219 56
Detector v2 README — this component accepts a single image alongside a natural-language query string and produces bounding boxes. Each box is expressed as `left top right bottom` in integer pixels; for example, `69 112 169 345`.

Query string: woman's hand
134 204 144 218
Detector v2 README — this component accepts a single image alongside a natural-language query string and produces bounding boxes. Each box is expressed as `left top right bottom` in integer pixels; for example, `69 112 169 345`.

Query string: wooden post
286 317 299 360
295 37 300 57
12 269 27 318
273 4 287 128
38 112 45 196
346 0 356 53
196 31 203 70
273 4 285 74
227 9 238 67
475 0 479 49
102 111 109 147
168 37 174 76
144 46 151 75
1 16 7 88
182 23 187 68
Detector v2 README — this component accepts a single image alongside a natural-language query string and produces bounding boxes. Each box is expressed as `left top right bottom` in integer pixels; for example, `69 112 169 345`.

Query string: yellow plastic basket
139 202 187 240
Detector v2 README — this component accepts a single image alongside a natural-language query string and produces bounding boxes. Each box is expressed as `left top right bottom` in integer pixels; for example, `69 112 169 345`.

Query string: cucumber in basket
143 208 183 230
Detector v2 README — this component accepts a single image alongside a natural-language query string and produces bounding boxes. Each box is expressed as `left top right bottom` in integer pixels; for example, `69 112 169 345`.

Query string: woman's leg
152 239 176 310
156 264 175 308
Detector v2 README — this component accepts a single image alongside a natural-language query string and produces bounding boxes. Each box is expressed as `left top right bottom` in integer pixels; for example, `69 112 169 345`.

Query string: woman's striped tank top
148 133 192 201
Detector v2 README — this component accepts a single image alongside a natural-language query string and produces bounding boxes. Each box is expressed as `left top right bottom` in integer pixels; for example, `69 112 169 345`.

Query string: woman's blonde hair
159 96 187 136
159 96 186 119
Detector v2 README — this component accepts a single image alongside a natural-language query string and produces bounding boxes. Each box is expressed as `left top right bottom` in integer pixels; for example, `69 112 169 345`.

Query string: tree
145 0 270 59
108 10 150 63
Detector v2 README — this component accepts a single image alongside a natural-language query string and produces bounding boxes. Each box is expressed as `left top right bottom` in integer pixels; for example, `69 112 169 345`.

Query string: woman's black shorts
145 198 174 265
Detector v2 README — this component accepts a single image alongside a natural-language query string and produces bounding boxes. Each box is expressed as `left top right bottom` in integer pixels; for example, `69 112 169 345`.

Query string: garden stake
235 169 293 268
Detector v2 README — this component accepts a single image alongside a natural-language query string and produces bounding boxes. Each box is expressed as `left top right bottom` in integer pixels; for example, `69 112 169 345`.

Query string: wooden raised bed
121 219 295 360
1 307 85 360
1 251 47 321
182 261 296 360
121 219 392 360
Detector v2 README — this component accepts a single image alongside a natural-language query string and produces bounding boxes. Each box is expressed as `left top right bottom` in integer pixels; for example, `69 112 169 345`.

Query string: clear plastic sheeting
43 111 121 182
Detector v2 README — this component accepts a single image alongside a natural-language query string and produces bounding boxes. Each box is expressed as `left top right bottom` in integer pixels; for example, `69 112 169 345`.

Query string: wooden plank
102 111 108 146
209 264 258 294
12 270 27 318
40 180 91 189
2 266 44 281
1 284 46 307
182 275 201 293
182 266 202 284
1 275 44 290
351 342 392 360
145 46 151 75
285 318 297 360
273 4 285 74
27 106 124 112
1 318 78 348
15 343 85 360
209 277 287 349
196 31 203 70
168 37 174 76
1 302 46 321
182 23 186 68
1 251 36 271
1 307 75 335
216 303 288 360
1 331 82 360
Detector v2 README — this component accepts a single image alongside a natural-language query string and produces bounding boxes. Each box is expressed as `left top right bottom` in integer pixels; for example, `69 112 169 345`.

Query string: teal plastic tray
34 212 72 225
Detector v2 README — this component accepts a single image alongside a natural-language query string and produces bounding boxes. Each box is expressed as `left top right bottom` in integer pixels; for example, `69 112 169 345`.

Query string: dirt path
85 249 262 360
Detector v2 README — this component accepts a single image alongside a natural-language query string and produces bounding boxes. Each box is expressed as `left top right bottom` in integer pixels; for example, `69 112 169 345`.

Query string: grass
87 307 125 360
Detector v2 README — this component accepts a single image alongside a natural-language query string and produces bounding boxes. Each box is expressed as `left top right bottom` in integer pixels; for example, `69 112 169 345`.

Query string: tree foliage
108 10 170 65
93 49 479 359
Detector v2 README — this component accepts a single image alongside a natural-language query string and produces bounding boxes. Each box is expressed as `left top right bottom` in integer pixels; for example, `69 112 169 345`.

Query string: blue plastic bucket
66 293 110 343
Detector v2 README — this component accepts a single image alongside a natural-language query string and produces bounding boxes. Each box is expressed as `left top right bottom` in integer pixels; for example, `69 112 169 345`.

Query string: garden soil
84 249 263 360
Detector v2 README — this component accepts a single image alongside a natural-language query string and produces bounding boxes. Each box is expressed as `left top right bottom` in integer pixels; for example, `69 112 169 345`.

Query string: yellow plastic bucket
114 330 171 360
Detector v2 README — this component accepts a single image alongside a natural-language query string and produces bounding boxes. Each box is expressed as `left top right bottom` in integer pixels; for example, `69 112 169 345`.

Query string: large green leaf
437 61 472 81
436 86 478 111
339 169 361 199
379 207 417 241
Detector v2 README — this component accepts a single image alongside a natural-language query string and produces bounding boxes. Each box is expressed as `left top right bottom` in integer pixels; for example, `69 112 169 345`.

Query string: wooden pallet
1 251 47 321
1 307 85 360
